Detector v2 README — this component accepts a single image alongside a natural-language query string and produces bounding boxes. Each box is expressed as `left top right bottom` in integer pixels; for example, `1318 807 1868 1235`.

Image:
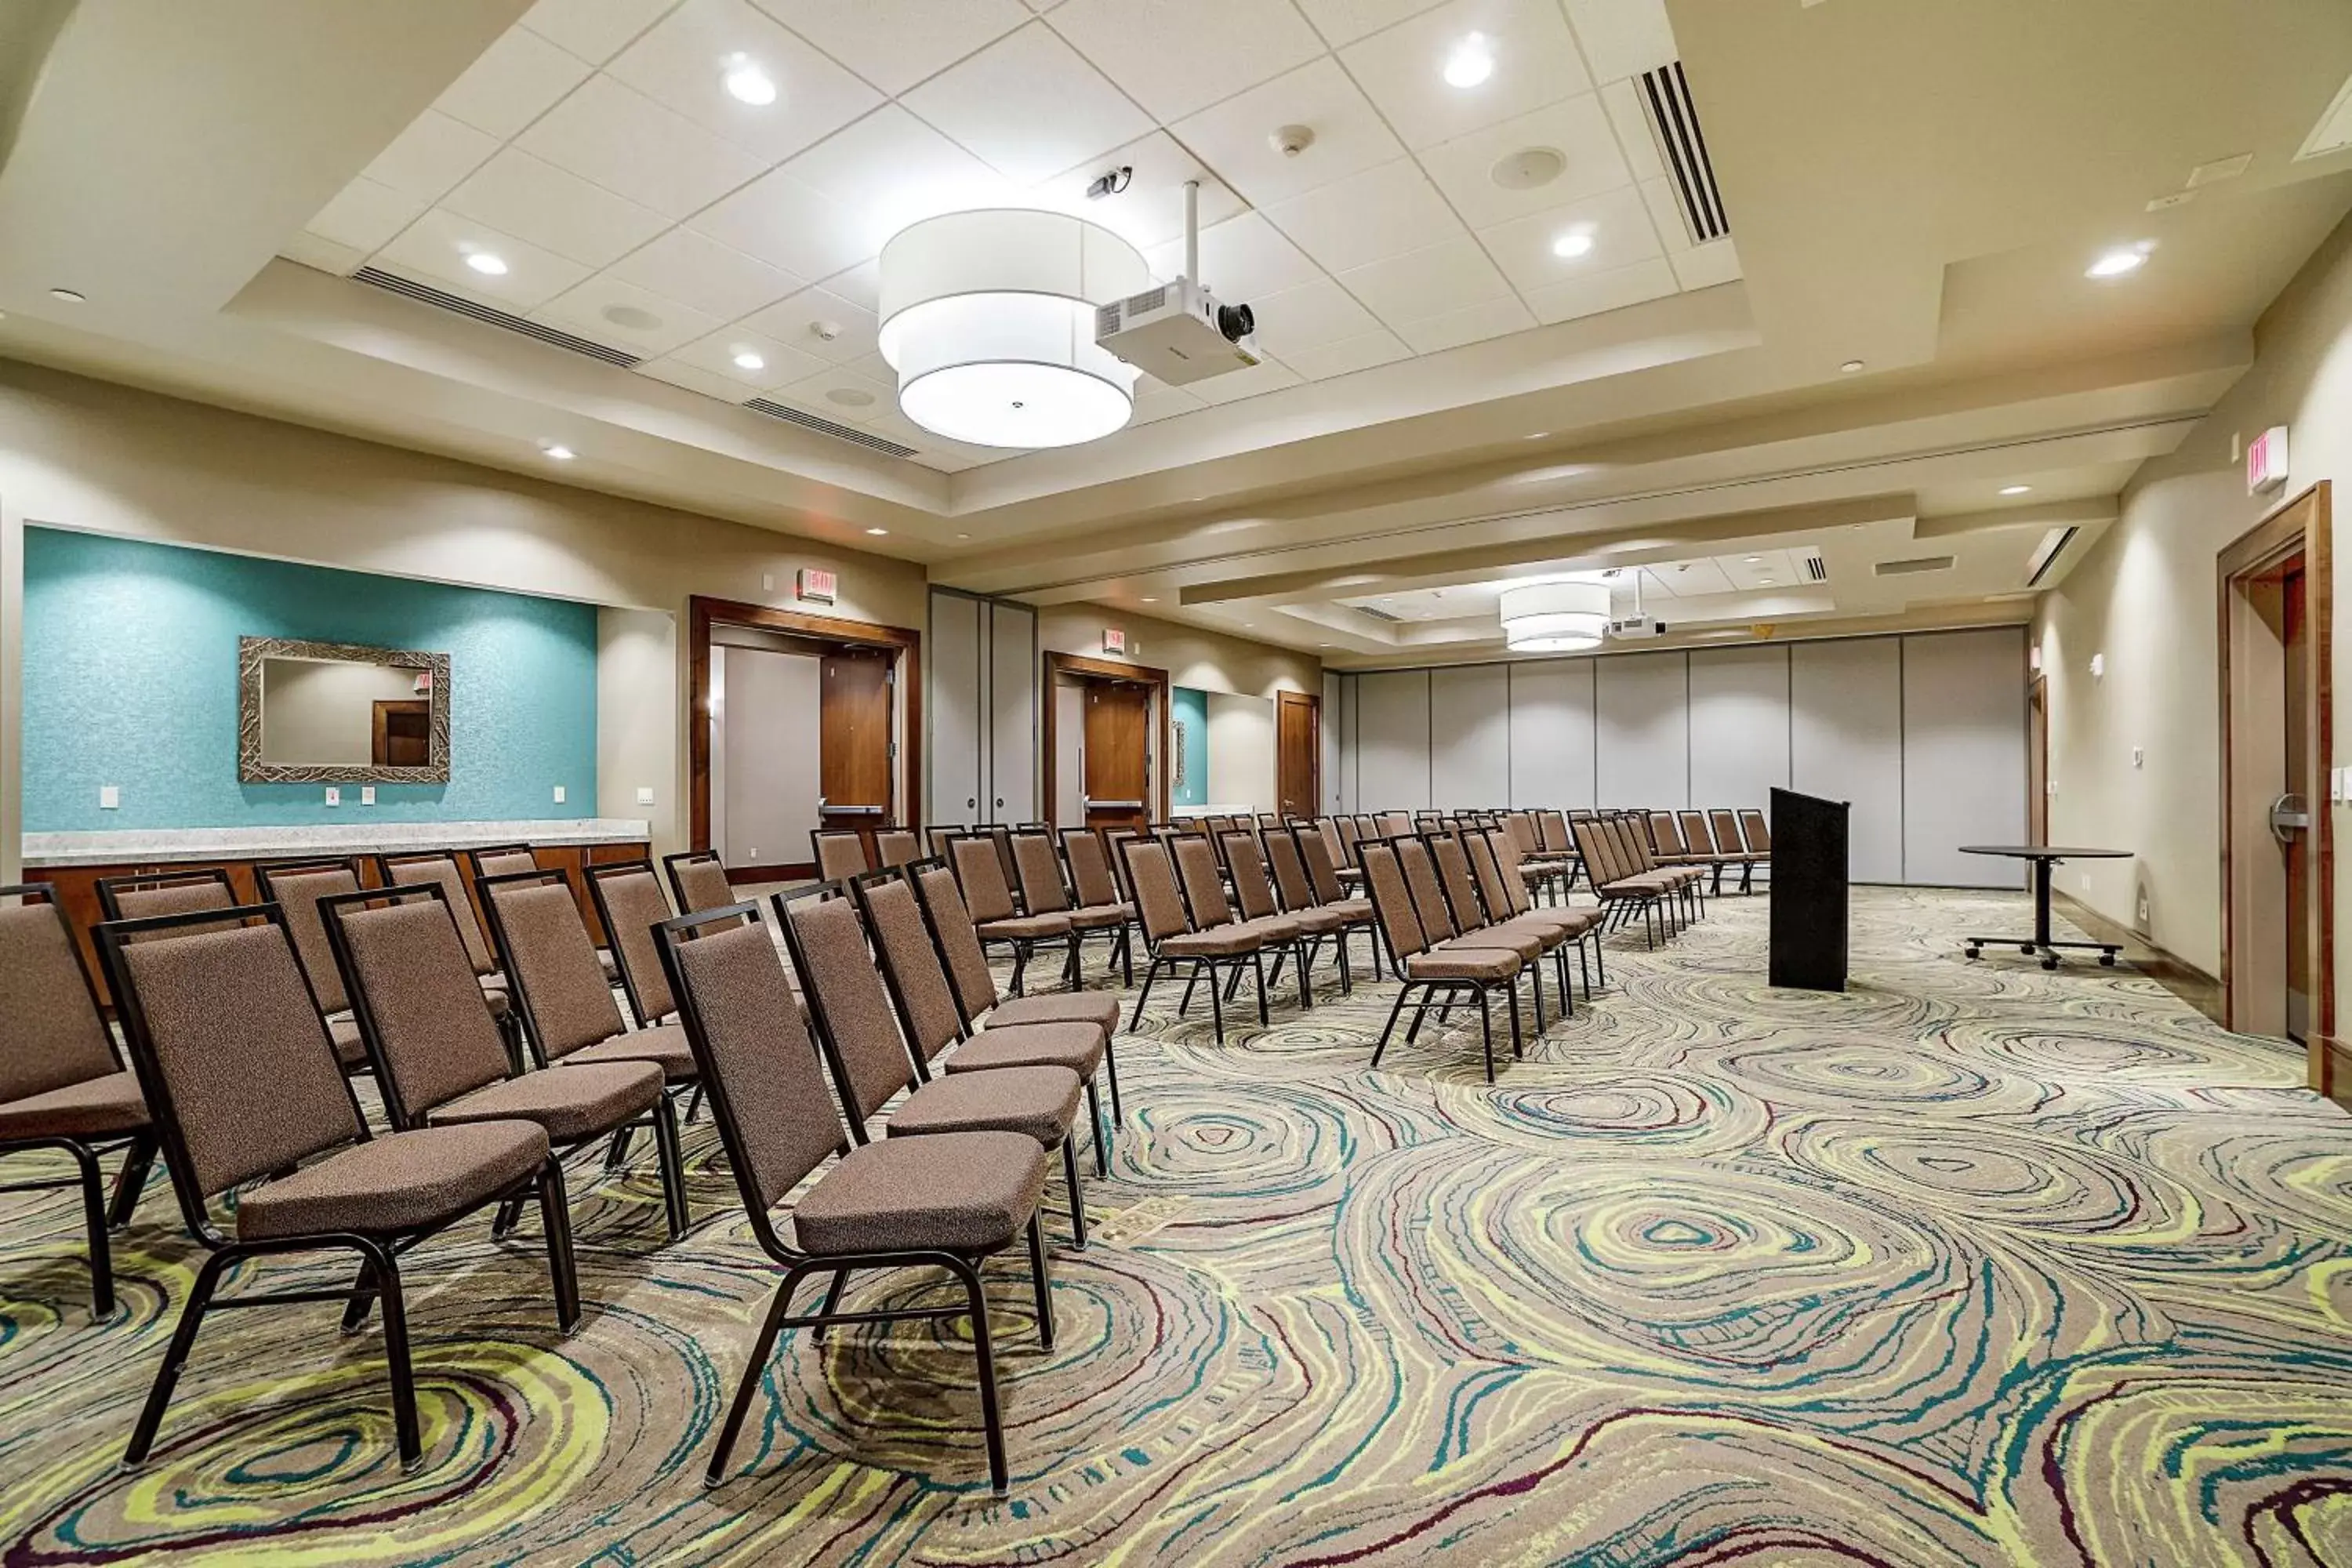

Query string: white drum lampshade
877 209 1149 449
1499 578 1612 652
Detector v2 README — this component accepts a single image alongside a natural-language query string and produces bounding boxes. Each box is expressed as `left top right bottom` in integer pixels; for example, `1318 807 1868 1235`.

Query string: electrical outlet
553 785 566 804
761 573 775 592
747 846 759 860
99 785 119 809
2132 746 2143 769
2137 895 2151 925
635 786 655 806
360 786 376 806
325 786 341 807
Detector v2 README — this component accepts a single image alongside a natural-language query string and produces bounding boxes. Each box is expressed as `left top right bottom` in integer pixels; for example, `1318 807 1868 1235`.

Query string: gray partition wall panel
1790 639 1904 883
928 590 982 822
985 601 1036 823
1595 651 1690 808
1322 670 1343 813
1687 646 1791 811
1508 658 1596 807
1430 664 1509 807
1901 628 2029 887
1356 670 1432 810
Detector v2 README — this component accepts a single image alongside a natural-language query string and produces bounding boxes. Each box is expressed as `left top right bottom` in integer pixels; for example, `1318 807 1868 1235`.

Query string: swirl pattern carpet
3 887 2350 1565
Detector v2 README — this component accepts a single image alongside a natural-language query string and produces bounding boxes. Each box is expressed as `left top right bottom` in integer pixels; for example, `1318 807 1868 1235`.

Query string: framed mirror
238 637 451 783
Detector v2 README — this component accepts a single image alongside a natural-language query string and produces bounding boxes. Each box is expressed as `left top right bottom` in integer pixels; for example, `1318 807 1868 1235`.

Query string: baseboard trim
2052 890 2223 1025
2318 1034 2352 1109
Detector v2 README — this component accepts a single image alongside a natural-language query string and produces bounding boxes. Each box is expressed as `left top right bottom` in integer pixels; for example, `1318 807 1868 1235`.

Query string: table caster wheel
2020 945 2037 955
2040 957 2058 971
2099 953 2116 967
1964 946 1980 960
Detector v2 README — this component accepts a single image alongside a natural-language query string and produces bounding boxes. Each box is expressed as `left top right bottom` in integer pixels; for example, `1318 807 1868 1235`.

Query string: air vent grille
1637 62 1730 244
1354 604 1406 623
1095 302 1122 337
1875 555 1956 577
2026 528 2078 588
352 267 641 368
1800 552 1828 583
742 397 920 458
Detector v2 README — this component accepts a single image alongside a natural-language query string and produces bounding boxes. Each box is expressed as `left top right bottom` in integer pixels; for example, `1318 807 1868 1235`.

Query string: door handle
2271 792 2310 843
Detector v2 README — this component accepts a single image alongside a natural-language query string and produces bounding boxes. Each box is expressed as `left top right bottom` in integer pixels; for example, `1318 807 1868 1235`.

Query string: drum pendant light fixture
877 209 1149 448
1499 576 1612 652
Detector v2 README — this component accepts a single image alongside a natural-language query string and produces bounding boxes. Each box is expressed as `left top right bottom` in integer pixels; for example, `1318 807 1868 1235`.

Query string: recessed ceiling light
1443 33 1495 88
1525 431 1548 440
541 443 575 461
49 288 85 303
723 55 777 106
1760 577 1775 584
956 532 971 539
1140 596 1157 602
2086 245 2150 278
1551 230 1595 260
465 252 508 277
865 527 888 535
2000 484 2032 495
1839 359 1864 373
731 348 766 371
1744 555 1762 563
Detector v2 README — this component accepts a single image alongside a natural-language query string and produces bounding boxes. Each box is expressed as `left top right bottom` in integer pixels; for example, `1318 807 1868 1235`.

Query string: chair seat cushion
986 993 1120 1037
1067 902 1133 930
561 1021 698 1082
793 1131 1047 1255
480 977 511 1016
1235 914 1308 943
1405 948 1522 982
1160 925 1260 956
977 913 1073 940
327 1013 370 1069
431 1061 662 1143
1325 897 1374 923
1444 926 1544 960
890 1065 1081 1147
945 1021 1103 1078
0 1071 147 1141
1282 906 1349 934
237 1121 550 1241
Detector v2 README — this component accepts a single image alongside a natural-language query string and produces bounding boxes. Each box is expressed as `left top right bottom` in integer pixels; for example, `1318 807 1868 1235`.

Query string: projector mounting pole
1184 179 1200 282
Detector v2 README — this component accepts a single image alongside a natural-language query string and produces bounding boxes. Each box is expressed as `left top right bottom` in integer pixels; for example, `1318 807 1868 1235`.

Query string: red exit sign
1102 626 1127 654
796 568 837 604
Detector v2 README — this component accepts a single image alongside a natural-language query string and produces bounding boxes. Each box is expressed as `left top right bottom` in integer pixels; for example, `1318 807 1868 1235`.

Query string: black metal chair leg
1061 1138 1087 1249
1208 963 1226 1044
1371 985 1410 1067
368 1245 423 1470
1085 1078 1108 1178
341 1256 380 1334
1254 951 1270 1025
811 1266 852 1345
1128 957 1163 1032
1025 1214 1056 1351
123 1247 230 1466
1177 964 1201 1017
951 1256 1011 1496
67 1142 114 1319
108 1133 156 1232
536 1162 583 1332
604 1123 636 1173
705 1264 812 1486
1477 990 1495 1083
1103 1037 1124 1122
651 1094 690 1242
1008 942 1030 997
1293 943 1312 1010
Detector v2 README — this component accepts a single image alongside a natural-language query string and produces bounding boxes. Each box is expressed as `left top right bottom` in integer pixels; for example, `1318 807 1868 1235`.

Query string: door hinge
888 741 898 758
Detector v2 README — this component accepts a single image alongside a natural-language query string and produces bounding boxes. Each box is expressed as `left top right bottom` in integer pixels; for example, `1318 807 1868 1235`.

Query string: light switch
761 573 775 592
553 785 566 804
99 785 120 809
360 786 376 806
325 786 341 807
2132 746 2143 769
635 786 655 806
2334 767 2347 804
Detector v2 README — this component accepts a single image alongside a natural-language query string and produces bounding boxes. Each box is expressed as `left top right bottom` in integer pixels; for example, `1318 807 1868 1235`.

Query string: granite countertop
21 818 653 868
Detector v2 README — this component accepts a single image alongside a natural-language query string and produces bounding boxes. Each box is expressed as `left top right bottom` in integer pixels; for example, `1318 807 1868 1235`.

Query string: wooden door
820 647 894 859
372 699 430 767
2285 561 2311 1042
1277 691 1319 821
1083 681 1151 834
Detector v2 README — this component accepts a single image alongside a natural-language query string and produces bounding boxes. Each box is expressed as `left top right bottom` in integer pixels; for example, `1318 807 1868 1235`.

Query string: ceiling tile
305 176 426 253
434 26 593 140
1145 212 1319 298
688 166 867 280
606 225 801 318
535 273 721 354
670 322 829 387
444 147 670 267
781 106 1014 257
1669 238 1741 290
1636 176 1692 251
375 208 591 310
902 22 1152 183
1338 0 1592 151
1294 0 1446 47
1598 77 1663 182
1644 557 1733 597
773 362 897 422
847 350 895 383
1170 57 1404 210
1559 0 1675 84
607 0 883 164
521 0 679 62
1415 93 1628 228
1046 0 1324 122
1246 277 1380 356
1719 549 1796 591
1265 157 1461 273
751 0 1029 95
518 74 766 219
1128 380 1203 423
1186 357 1304 405
361 111 500 204
1281 326 1411 378
279 233 366 275
1522 254 1675 323
1031 132 1244 252
1475 183 1657 292
1390 291 1530 350
1336 232 1510 322
637 355 764 401
820 260 884 314
743 285 880 364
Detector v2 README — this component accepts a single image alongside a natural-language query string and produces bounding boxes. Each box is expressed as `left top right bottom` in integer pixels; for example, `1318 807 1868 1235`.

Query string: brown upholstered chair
1058 828 1139 978
324 882 688 1240
947 833 1072 996
1737 808 1773 863
470 844 539 878
1115 837 1268 1044
654 902 1051 1496
373 849 519 1030
1479 830 1605 996
96 902 576 1473
812 830 873 884
1276 826 1380 982
874 828 921 869
1399 837 1544 1030
1012 830 1131 986
477 870 697 1087
0 884 156 1317
1611 815 1704 927
1220 831 1325 1007
777 887 1091 1248
95 867 239 935
584 862 681 1030
1571 818 1675 947
1358 841 1523 1081
662 848 738 914
253 858 377 1073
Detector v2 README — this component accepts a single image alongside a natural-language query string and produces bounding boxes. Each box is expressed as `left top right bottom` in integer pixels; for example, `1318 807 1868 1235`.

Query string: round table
1958 845 2132 970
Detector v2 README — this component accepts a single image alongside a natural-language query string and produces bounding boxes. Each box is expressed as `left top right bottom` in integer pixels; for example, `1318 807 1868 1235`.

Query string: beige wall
1207 690 1278 811
594 606 677 850
0 360 927 874
2036 212 2352 1008
1036 603 1321 699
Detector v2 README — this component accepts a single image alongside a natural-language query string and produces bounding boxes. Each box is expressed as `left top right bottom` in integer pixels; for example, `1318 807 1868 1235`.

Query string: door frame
688 594 922 858
1276 689 1320 820
2026 674 2049 846
1041 650 1171 826
2217 481 2333 1088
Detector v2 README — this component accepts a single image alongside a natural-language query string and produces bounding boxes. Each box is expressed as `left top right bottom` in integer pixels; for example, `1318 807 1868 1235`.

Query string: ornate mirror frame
238 636 452 784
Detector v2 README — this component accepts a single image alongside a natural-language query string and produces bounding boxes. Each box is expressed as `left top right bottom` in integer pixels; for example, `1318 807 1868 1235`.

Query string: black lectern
1768 787 1849 992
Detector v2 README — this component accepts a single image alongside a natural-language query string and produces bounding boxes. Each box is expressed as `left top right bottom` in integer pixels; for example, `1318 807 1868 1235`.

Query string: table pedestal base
1958 855 2122 971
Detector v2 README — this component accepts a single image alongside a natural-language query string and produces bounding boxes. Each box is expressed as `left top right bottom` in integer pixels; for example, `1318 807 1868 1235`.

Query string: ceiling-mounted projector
1095 277 1261 386
1608 614 1669 640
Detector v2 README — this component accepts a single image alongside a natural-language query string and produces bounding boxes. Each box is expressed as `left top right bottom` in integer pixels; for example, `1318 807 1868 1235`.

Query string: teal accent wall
22 528 598 831
1171 685 1209 808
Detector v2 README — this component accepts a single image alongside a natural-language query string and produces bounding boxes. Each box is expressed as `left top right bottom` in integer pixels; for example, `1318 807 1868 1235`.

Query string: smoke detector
1270 124 1315 158
1490 147 1565 191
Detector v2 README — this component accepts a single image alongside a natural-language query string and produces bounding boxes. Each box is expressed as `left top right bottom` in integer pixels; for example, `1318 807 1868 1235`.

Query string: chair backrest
1613 815 1659 873
663 849 737 915
1679 811 1717 855
322 884 510 1130
1395 839 1459 940
1357 841 1428 962
874 828 920 869
658 905 848 1233
1334 817 1362 860
925 824 963 859
1009 832 1073 915
0 885 119 1105
99 906 364 1210
1468 832 1524 920
96 869 239 941
1709 809 1746 859
776 889 916 1127
1171 836 1236 928
984 826 1021 904
849 869 964 1066
1221 833 1280 920
1294 827 1348 904
1101 828 1142 901
1537 809 1573 852
1504 812 1539 853
1061 829 1120 907
478 870 624 1062
1570 818 1616 887
812 830 872 883
1119 838 1193 944
1428 834 1491 932
1646 811 1685 855
1738 808 1772 852
1377 811 1413 837
909 862 1000 1022
472 844 539 879
378 852 498 974
254 858 365 1016
586 861 677 1028
1263 829 1316 913
947 834 1020 923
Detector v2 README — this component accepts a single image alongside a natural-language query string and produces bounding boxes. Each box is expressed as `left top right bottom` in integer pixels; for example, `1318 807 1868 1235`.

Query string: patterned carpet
5 887 2352 1566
